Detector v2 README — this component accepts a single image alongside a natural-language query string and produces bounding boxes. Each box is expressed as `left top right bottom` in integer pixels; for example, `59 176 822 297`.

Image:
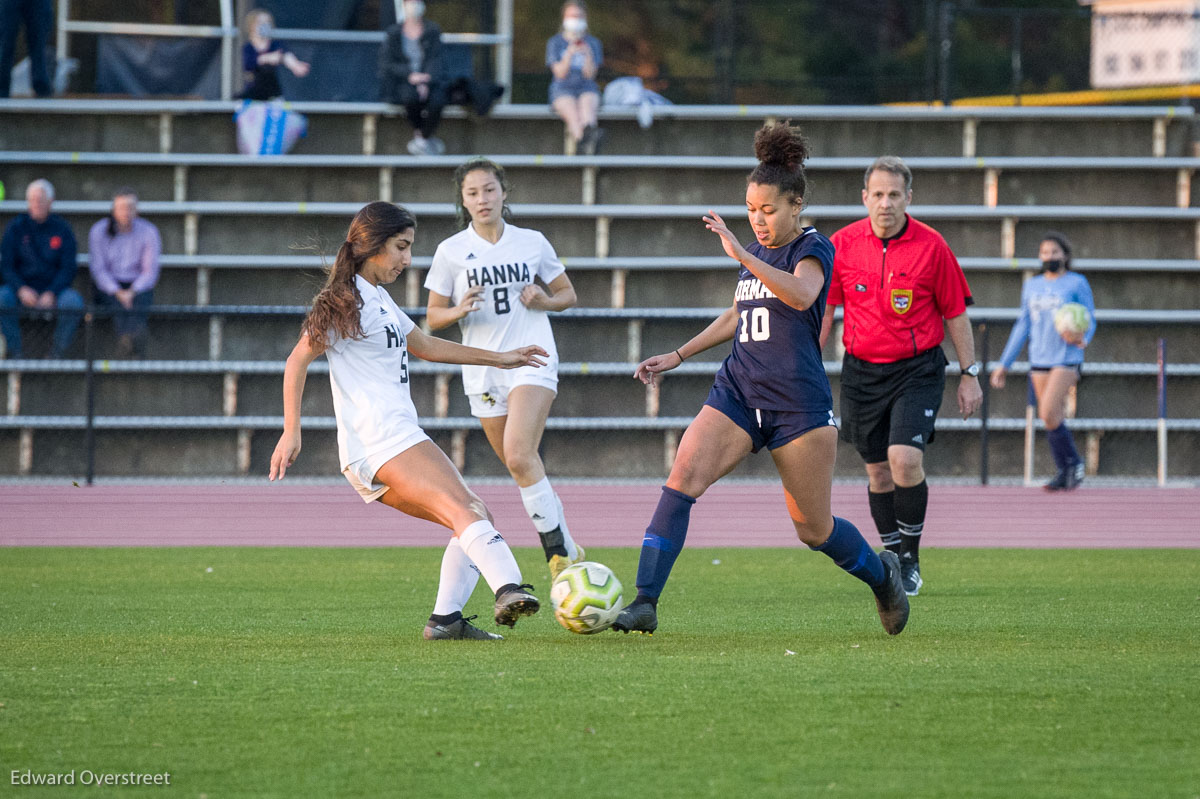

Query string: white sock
519 477 560 532
458 519 522 594
432 537 481 617
519 477 579 559
555 492 579 559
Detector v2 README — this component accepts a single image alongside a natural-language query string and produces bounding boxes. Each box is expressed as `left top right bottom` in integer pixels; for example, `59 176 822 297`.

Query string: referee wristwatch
960 362 981 378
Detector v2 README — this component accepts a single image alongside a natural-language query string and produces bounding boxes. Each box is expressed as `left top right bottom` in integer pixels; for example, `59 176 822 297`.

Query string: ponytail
301 202 417 348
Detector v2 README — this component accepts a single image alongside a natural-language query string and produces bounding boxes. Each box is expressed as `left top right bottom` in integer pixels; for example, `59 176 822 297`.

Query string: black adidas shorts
839 347 947 464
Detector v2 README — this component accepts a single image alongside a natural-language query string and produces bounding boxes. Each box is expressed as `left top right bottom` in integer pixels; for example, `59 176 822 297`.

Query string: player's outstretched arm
703 211 824 310
270 333 323 481
407 327 548 369
634 305 738 385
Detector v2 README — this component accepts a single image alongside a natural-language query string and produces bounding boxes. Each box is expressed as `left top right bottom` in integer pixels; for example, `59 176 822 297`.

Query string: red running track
0 483 1196 548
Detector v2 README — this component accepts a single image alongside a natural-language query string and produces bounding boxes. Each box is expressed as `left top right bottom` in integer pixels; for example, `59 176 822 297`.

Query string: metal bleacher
1 100 1198 480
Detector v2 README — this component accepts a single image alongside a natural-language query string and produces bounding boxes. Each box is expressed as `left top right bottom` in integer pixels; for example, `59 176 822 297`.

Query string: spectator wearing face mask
239 9 310 101
379 0 449 155
546 1 603 154
990 232 1096 492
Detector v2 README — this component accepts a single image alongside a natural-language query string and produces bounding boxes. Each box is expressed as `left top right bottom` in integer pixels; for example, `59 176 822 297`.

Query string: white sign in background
1089 0 1200 87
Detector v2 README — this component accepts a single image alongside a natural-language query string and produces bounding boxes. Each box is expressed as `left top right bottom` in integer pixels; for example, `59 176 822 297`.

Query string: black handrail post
979 320 990 485
84 305 96 486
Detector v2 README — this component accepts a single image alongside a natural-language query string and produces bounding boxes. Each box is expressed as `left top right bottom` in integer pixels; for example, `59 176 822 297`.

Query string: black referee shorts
839 347 948 464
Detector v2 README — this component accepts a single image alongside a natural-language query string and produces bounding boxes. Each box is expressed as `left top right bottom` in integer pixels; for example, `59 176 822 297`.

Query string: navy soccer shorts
704 377 836 454
838 346 947 464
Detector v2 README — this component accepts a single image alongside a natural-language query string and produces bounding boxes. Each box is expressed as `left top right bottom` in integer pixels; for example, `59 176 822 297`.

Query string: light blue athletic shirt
999 270 1096 369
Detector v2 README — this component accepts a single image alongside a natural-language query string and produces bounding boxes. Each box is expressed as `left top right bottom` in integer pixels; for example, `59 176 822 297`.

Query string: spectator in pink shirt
87 188 161 358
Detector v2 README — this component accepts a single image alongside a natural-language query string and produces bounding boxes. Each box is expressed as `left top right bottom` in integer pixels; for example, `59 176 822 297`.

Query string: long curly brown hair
301 202 417 349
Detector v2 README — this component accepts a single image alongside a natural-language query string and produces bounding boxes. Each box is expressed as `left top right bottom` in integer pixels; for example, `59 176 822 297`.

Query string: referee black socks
868 489 902 554
894 480 928 561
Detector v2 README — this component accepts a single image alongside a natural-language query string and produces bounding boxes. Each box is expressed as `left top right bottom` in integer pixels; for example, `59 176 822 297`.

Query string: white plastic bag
602 76 672 128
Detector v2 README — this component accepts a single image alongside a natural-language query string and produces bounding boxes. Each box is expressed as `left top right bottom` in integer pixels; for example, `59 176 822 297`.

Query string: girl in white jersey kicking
425 158 585 579
269 201 548 641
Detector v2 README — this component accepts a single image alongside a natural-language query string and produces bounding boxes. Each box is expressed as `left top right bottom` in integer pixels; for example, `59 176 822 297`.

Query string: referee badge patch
890 288 914 314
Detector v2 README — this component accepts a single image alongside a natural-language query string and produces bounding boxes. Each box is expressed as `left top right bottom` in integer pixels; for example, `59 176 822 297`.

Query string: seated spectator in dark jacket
87 188 161 358
0 179 83 359
238 8 309 101
379 1 448 155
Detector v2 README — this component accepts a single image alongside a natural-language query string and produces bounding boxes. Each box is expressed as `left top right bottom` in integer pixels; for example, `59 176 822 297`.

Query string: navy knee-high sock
633 486 696 602
1046 424 1079 470
812 516 886 589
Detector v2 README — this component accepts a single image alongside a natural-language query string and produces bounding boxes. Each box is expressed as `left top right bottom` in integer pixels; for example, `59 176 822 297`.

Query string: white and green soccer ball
550 561 624 634
1054 302 1089 338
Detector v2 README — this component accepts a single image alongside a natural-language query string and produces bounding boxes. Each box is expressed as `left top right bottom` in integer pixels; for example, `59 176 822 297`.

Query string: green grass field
2 547 1198 798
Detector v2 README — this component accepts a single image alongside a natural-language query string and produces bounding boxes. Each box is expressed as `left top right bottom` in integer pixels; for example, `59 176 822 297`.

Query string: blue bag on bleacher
234 99 308 155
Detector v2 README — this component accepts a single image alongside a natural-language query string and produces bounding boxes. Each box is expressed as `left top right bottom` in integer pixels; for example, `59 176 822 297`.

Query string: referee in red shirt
820 156 983 597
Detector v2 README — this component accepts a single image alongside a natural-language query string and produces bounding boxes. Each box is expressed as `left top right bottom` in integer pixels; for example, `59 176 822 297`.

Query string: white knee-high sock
519 477 578 559
458 520 522 594
555 492 579 559
432 537 481 617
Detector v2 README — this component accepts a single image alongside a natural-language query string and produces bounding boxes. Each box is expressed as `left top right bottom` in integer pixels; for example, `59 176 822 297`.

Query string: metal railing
1 305 1196 484
54 0 514 103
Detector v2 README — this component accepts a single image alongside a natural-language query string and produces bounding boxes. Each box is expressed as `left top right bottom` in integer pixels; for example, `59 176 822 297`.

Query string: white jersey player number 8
738 307 771 342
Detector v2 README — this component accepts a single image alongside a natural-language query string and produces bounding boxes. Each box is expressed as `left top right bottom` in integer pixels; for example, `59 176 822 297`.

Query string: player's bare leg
374 441 539 628
480 385 583 577
776 426 908 635
1033 367 1084 490
614 406 753 634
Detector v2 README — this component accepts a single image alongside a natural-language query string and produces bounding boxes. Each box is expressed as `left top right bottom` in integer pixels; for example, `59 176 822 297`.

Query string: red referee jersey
828 215 972 364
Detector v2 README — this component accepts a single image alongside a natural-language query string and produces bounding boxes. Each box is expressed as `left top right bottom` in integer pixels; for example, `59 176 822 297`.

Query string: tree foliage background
66 0 1092 103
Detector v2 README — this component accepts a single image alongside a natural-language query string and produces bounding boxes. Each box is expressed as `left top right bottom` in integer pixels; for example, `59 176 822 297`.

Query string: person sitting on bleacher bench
0 179 83 359
379 0 448 155
87 187 161 359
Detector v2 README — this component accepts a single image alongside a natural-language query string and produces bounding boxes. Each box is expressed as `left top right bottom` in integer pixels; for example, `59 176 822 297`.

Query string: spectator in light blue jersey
990 232 1096 491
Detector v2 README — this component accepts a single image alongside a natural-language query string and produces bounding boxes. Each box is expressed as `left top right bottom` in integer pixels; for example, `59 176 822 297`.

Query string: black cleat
612 601 658 634
424 615 504 641
873 551 910 635
900 553 923 597
1043 470 1068 492
494 584 540 628
1063 461 1085 491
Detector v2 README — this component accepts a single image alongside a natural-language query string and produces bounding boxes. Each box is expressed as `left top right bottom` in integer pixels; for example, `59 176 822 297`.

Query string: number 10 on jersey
739 307 770 342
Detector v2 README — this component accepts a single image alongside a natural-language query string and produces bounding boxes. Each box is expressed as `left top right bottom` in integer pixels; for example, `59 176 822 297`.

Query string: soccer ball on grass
550 561 624 634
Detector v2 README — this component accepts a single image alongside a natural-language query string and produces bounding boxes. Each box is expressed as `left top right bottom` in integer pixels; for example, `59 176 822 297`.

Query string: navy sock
868 489 901 553
634 486 696 599
894 480 928 561
1046 424 1079 470
812 516 886 589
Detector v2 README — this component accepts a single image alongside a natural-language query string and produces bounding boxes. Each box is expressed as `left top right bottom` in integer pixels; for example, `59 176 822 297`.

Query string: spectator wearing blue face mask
990 232 1096 492
546 1 603 154
239 9 310 101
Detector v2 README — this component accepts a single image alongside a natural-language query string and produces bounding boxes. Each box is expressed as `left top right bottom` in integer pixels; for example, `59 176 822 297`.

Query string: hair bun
753 120 810 171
